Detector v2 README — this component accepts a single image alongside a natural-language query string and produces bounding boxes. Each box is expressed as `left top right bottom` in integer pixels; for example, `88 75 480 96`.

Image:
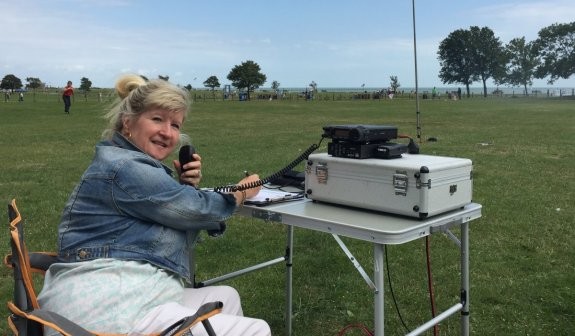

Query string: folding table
195 199 482 336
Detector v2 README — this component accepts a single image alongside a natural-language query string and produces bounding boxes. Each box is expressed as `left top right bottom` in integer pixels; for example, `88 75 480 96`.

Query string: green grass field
1 95 573 335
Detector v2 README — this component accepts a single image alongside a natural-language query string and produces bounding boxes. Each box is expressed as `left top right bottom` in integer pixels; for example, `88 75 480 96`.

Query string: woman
62 80 74 114
38 74 269 335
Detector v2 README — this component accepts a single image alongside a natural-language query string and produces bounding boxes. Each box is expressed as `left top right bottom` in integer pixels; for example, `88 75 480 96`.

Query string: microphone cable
213 137 324 193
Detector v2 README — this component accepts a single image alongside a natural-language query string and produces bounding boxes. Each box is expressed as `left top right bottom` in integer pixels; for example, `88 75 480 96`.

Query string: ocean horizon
270 86 575 95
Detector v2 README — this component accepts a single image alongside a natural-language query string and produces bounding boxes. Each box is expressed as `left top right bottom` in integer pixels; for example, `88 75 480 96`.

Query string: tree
389 76 400 92
534 22 575 84
271 80 280 92
25 77 43 90
0 74 23 90
469 26 506 97
158 75 170 81
80 77 92 92
438 29 478 98
203 76 221 91
438 26 505 97
227 60 266 100
500 37 539 95
309 81 317 92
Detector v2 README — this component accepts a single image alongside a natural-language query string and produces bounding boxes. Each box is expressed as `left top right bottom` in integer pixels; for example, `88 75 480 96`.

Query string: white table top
237 199 482 244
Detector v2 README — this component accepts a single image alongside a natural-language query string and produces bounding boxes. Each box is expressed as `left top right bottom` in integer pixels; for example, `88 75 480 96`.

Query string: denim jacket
57 132 236 282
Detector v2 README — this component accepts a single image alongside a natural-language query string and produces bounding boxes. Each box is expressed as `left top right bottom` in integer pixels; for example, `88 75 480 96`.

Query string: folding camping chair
5 199 222 336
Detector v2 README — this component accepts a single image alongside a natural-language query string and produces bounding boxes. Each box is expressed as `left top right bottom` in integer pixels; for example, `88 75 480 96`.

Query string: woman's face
123 108 184 161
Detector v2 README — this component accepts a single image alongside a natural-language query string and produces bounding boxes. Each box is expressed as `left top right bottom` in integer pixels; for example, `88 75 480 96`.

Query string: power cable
385 245 412 333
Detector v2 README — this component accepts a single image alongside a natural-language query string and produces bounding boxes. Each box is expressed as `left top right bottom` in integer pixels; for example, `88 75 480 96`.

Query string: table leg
286 225 294 336
461 222 469 336
374 244 385 336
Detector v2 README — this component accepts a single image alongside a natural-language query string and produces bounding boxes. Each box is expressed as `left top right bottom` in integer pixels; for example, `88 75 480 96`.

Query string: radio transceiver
322 124 398 142
322 124 410 159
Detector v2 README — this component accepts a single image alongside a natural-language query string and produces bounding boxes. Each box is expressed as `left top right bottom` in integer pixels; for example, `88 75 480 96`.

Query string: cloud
472 1 575 39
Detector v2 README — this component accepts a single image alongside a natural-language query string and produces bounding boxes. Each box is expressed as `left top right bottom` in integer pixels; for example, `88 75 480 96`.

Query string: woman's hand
173 153 202 187
234 174 262 205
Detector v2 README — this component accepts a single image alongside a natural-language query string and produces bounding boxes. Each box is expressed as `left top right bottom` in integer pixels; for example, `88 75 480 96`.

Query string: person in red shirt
62 81 74 114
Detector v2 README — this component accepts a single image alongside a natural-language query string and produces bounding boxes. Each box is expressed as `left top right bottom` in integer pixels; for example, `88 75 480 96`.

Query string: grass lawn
1 94 573 335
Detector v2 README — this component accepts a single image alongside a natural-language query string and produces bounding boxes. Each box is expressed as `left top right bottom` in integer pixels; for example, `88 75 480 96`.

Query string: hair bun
115 74 146 99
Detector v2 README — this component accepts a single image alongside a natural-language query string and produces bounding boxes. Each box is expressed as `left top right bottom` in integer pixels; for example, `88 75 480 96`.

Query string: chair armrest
29 252 58 273
4 252 58 274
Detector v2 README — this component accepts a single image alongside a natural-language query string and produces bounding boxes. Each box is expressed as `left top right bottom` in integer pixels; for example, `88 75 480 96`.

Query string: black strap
7 304 95 336
160 301 223 336
30 309 95 336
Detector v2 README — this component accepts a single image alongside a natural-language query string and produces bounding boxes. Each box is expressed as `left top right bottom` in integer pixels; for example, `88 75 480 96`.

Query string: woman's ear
120 117 132 137
122 117 130 133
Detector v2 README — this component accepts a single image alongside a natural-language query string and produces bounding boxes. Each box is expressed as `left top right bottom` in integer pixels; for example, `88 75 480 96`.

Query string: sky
1 0 574 89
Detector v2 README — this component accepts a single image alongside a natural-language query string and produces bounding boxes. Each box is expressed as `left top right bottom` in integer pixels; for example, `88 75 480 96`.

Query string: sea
275 86 575 96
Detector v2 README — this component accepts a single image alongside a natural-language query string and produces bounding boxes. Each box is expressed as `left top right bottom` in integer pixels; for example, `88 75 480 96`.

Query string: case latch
315 163 328 184
393 171 408 196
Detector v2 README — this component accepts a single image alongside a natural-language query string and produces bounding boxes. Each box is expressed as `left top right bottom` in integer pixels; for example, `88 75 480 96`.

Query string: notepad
244 188 304 206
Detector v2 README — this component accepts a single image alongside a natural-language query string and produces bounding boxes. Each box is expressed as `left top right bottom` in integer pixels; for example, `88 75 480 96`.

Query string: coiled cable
213 139 322 193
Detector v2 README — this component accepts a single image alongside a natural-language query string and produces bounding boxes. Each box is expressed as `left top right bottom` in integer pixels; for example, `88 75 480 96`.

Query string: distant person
457 87 462 100
62 80 74 114
19 92 24 102
432 86 437 99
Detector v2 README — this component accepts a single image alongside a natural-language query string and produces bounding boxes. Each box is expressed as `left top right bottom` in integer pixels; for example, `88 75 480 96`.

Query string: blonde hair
102 74 191 139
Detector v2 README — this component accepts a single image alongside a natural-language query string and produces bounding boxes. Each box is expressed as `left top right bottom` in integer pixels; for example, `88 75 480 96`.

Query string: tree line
0 61 270 101
438 22 574 97
0 76 93 93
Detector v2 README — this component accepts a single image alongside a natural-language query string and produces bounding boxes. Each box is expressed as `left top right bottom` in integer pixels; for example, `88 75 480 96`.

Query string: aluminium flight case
304 153 473 218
